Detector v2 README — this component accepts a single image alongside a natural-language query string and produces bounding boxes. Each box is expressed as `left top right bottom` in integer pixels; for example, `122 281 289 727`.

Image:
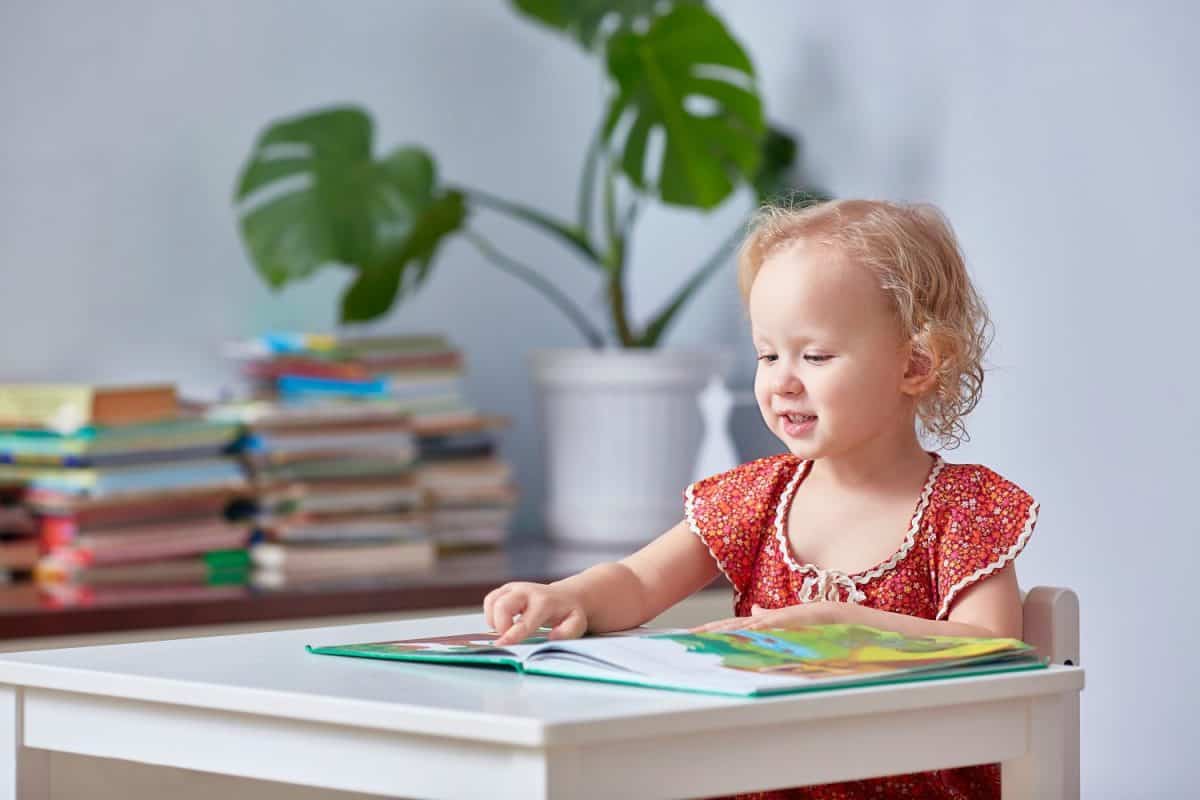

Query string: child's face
749 243 917 460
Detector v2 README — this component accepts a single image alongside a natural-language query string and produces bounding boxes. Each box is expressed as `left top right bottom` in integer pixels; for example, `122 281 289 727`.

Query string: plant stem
462 187 601 266
602 163 635 346
463 229 605 348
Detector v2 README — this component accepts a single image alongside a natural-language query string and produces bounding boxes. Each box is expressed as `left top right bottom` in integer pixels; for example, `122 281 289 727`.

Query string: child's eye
804 354 833 364
756 354 778 364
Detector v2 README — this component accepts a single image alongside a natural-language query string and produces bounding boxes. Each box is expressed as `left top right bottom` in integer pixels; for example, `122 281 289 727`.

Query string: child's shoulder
686 455 801 569
935 459 1035 501
691 453 801 493
686 454 801 517
928 460 1041 618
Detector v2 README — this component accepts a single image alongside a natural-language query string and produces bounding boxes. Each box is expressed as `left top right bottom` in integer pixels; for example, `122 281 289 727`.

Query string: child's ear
900 335 940 397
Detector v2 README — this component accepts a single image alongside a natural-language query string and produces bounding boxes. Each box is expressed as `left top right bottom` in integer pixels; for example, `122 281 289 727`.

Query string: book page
529 637 773 694
312 628 680 662
311 631 549 659
527 626 1040 695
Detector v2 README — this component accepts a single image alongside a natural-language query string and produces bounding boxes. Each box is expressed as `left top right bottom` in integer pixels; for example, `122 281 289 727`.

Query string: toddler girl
485 199 1038 799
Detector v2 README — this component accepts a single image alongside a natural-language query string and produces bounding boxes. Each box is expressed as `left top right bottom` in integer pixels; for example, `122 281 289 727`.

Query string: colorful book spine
35 548 252 585
277 376 391 398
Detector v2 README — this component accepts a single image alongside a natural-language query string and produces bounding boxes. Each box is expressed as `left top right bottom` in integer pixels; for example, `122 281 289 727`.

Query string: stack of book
414 414 518 551
0 384 253 597
219 334 450 585
227 403 435 587
227 332 474 424
218 332 518 577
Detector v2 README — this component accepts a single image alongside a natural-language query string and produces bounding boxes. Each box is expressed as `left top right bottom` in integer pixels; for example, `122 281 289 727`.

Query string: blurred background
1 1 1196 796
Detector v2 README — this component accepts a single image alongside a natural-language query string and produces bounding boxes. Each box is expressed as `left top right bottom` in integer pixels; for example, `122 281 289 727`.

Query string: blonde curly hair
737 198 993 449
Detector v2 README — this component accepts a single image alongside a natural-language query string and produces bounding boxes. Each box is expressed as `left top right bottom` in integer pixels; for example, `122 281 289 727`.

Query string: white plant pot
531 349 729 548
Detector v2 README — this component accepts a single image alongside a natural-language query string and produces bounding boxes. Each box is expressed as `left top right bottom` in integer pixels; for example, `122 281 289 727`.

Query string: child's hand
483 582 588 646
690 601 838 633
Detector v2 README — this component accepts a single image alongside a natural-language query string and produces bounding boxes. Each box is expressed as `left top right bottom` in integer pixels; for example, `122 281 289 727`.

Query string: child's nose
772 368 804 395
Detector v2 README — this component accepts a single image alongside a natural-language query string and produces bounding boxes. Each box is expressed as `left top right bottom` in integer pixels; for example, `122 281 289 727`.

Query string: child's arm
839 562 1022 638
695 564 1024 640
485 520 719 646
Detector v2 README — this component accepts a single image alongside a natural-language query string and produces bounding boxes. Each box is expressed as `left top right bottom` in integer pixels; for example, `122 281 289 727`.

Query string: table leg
1 686 49 800
1002 692 1069 799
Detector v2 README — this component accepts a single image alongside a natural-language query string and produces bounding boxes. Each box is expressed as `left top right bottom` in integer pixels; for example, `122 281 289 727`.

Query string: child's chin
781 438 823 459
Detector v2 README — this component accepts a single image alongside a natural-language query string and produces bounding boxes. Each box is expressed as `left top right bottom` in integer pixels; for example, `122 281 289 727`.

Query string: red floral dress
685 453 1039 800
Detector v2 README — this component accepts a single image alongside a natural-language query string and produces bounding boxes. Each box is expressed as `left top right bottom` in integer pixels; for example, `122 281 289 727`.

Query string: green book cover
0 419 239 460
307 624 1047 697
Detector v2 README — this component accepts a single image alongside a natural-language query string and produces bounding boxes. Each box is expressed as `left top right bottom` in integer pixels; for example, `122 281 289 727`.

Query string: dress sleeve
684 455 798 598
934 465 1040 620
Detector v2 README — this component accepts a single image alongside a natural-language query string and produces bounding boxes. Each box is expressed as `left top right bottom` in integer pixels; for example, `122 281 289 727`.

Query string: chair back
1022 585 1081 799
1022 586 1080 665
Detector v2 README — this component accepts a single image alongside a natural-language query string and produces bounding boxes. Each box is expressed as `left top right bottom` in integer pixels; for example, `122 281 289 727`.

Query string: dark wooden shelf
0 543 664 641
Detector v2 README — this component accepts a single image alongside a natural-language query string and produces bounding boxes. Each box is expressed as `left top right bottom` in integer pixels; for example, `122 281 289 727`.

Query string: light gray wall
1 1 1195 795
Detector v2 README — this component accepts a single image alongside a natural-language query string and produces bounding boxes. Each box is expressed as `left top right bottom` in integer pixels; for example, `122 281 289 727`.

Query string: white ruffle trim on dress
773 457 945 604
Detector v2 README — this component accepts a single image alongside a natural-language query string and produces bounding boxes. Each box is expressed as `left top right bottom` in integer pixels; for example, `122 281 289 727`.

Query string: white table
1 613 1084 799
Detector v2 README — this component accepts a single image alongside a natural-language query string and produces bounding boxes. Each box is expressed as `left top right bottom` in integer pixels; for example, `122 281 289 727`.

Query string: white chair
1022 586 1081 799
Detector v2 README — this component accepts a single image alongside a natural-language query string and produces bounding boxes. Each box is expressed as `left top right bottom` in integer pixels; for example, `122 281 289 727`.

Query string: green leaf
234 106 463 320
341 191 467 323
238 187 338 289
602 5 764 209
511 0 704 51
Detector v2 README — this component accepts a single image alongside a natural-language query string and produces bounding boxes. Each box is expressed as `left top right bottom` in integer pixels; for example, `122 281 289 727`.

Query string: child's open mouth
781 413 816 437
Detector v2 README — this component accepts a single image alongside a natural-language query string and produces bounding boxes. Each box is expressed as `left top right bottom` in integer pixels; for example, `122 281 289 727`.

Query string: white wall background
1 1 1195 795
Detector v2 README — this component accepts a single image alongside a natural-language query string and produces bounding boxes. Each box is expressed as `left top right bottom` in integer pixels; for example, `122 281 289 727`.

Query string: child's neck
806 427 933 491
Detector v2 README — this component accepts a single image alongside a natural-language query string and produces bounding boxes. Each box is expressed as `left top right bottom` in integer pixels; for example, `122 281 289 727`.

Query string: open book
307 624 1046 697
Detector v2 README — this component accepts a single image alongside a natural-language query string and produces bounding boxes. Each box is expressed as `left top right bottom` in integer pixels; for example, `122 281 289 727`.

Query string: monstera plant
233 1 822 348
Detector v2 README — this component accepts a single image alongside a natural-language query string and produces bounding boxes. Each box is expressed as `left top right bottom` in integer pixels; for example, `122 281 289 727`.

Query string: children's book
0 418 239 463
0 384 177 432
0 457 245 496
307 624 1047 697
